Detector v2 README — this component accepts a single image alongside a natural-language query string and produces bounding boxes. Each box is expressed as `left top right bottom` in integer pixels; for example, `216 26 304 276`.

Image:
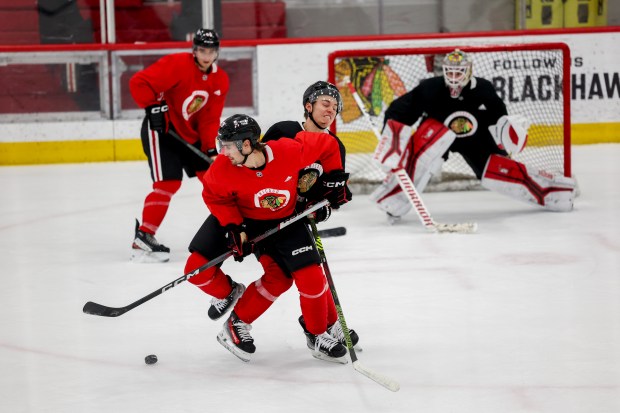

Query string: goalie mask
443 49 472 99
303 81 343 117
216 114 261 152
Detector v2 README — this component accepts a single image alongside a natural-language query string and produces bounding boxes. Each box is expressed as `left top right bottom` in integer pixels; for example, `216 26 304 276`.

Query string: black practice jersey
384 76 508 178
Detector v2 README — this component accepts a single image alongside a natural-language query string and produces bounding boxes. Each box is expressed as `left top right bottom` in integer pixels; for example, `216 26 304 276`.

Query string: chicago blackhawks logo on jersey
254 188 291 211
444 111 478 138
182 91 209 120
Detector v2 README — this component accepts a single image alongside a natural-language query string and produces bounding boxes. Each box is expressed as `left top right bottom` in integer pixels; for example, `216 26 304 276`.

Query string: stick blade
82 301 126 317
434 222 478 234
317 226 347 238
352 361 400 392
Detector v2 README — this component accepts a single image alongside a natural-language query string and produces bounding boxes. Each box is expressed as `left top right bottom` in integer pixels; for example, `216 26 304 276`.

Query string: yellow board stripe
0 122 618 165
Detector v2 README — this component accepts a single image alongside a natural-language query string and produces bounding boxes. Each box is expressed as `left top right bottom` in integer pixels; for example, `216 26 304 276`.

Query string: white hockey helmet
442 49 472 99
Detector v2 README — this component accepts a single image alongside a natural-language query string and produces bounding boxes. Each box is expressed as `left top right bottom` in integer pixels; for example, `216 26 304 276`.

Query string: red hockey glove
145 101 169 134
321 171 352 209
225 224 254 262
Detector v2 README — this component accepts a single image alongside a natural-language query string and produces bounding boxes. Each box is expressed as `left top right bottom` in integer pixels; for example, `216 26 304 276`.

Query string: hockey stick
309 218 400 392
83 200 329 318
345 81 477 234
168 129 213 164
316 226 347 238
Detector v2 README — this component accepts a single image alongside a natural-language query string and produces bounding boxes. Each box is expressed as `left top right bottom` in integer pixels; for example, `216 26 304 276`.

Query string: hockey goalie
370 49 577 222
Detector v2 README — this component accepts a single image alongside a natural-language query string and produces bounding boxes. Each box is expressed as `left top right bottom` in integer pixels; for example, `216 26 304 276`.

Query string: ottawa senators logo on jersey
182 91 209 120
444 111 478 138
254 188 290 211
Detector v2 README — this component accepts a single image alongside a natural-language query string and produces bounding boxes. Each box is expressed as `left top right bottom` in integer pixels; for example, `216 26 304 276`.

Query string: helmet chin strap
308 110 327 131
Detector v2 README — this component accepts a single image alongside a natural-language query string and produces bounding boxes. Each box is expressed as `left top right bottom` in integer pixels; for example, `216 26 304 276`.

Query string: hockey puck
144 354 158 365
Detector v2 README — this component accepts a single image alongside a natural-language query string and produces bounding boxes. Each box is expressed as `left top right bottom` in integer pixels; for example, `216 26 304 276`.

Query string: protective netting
328 44 570 192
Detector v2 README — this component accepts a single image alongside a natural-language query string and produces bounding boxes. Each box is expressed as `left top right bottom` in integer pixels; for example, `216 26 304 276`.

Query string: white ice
0 144 619 413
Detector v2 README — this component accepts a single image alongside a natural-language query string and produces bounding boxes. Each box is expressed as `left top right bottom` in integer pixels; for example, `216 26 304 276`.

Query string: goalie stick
83 200 329 318
345 81 477 234
309 218 400 392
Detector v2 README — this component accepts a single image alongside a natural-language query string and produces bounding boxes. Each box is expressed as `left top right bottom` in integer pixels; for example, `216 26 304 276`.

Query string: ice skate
327 319 361 351
298 316 347 364
208 280 246 320
217 312 255 362
131 219 170 263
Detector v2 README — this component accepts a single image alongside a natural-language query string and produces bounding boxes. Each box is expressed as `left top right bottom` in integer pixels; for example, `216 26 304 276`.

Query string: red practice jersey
202 131 345 227
129 53 230 153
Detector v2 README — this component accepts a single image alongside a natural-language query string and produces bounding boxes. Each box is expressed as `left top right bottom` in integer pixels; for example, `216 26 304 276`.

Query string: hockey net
327 43 571 192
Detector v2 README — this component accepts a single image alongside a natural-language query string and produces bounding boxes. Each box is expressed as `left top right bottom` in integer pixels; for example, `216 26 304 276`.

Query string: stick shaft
83 200 329 317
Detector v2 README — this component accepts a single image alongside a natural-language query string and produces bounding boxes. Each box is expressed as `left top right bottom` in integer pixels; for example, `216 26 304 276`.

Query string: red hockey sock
140 180 182 234
293 264 328 335
185 251 232 298
235 255 293 324
325 290 338 326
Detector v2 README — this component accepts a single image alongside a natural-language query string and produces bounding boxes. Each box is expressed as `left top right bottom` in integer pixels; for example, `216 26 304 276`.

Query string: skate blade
310 350 348 364
217 332 252 363
131 249 169 263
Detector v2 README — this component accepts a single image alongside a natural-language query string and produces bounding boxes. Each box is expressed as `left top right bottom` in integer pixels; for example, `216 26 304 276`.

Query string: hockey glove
225 224 254 262
205 148 218 159
309 205 332 223
146 101 169 134
321 171 352 209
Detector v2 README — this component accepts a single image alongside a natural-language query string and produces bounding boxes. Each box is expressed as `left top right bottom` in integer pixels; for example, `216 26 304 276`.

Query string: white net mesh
328 43 570 192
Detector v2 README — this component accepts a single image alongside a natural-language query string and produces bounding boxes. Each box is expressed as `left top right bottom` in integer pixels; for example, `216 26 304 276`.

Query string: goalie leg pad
372 119 413 172
481 154 576 212
370 172 412 218
402 118 456 193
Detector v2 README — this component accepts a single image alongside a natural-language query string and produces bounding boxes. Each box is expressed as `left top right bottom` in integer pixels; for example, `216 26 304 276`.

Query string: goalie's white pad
371 118 456 218
488 114 530 155
406 118 456 191
370 172 412 218
481 154 576 212
372 118 414 172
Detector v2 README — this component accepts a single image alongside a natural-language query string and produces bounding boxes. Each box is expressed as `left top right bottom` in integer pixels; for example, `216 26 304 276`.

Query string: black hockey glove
309 205 332 223
145 101 169 134
320 171 352 209
225 224 254 262
205 148 218 159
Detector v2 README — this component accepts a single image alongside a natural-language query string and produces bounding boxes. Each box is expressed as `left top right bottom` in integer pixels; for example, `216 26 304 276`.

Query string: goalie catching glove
225 224 255 262
146 101 169 134
488 114 530 155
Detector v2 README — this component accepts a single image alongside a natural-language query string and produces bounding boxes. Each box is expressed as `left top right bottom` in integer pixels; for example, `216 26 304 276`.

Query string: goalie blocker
370 118 455 218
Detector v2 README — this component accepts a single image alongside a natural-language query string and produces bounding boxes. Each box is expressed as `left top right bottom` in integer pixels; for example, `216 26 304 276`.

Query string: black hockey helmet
193 28 220 49
303 81 343 116
217 114 261 152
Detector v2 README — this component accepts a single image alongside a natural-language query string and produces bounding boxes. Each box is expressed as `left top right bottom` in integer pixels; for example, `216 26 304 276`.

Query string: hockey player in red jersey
261 80 360 352
185 114 352 363
371 49 576 223
129 28 229 262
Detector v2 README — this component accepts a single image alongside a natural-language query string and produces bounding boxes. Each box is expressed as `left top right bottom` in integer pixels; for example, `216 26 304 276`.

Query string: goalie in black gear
370 49 576 221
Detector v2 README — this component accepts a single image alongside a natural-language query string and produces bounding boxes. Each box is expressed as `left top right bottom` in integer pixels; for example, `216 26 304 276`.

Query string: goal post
327 42 571 191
